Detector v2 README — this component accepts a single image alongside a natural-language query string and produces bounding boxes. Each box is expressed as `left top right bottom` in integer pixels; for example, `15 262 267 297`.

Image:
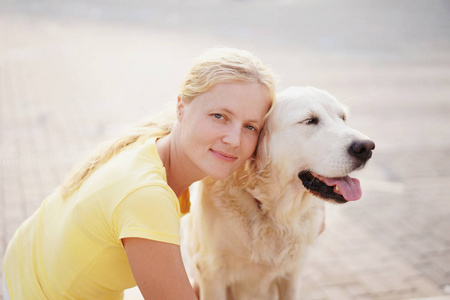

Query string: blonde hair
60 47 276 197
180 47 276 105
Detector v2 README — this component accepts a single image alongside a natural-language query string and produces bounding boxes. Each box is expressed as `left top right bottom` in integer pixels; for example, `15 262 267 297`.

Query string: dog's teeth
334 185 340 192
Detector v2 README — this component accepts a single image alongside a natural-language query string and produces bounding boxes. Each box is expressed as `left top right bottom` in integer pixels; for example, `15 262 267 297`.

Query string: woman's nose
222 125 241 147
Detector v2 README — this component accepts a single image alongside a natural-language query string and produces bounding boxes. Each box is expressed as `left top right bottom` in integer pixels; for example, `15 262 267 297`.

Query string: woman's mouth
210 149 238 162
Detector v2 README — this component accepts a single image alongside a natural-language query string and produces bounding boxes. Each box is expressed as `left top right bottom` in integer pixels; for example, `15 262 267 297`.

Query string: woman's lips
210 149 238 162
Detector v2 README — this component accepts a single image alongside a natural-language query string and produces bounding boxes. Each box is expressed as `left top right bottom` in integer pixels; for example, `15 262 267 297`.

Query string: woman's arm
123 237 198 300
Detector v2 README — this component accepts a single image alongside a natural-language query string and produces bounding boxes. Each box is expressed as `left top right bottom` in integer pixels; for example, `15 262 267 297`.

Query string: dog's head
254 86 375 204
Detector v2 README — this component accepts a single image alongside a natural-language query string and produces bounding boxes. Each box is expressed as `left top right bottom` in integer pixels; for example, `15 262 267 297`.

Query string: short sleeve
112 185 181 245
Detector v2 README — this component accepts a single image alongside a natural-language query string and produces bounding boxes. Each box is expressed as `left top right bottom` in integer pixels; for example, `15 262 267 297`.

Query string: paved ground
1 0 450 299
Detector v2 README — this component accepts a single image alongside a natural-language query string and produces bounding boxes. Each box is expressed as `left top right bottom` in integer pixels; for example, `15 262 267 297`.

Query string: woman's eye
213 113 224 120
245 124 257 132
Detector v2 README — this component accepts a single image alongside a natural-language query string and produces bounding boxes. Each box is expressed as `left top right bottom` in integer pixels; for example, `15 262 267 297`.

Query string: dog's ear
236 125 271 189
254 127 269 171
250 125 271 179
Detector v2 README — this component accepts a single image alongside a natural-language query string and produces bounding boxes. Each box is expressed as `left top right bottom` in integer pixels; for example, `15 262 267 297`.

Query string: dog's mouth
298 171 362 204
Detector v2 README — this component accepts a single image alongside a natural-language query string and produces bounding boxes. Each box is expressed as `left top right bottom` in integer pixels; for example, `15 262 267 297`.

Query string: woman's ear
176 95 184 121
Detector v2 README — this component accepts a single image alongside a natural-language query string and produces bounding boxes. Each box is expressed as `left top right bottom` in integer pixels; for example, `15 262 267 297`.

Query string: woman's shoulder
73 137 169 206
105 137 164 178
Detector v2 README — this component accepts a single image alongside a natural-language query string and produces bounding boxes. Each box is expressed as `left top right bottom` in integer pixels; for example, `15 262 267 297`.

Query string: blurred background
1 0 449 299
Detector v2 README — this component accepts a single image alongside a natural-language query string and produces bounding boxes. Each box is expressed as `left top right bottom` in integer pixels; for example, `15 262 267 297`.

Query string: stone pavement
1 0 450 299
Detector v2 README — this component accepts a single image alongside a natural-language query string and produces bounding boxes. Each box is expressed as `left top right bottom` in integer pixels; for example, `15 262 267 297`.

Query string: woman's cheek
243 134 259 159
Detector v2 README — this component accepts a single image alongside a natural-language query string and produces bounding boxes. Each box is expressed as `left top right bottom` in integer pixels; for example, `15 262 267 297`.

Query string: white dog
182 87 375 300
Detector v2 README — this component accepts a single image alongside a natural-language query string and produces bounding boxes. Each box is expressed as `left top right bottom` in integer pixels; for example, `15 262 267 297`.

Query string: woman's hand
123 238 198 300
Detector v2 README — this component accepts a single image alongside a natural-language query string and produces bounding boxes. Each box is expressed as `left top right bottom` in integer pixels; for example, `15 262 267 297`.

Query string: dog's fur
182 87 375 300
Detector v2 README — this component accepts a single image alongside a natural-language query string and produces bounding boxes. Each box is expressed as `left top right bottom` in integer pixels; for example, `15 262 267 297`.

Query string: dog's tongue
322 176 362 201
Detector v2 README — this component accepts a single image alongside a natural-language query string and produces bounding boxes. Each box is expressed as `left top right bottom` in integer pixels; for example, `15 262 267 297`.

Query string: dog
182 86 375 300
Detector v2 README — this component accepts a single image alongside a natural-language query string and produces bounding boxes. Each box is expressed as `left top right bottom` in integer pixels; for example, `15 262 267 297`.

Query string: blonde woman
2 48 276 300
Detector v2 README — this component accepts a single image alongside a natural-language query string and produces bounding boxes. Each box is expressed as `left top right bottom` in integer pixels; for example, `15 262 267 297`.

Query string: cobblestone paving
1 1 450 299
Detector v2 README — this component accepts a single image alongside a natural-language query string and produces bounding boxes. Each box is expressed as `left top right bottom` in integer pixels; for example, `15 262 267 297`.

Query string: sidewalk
1 1 450 299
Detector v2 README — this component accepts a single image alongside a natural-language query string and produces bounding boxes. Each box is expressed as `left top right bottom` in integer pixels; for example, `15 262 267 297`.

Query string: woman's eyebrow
217 107 262 124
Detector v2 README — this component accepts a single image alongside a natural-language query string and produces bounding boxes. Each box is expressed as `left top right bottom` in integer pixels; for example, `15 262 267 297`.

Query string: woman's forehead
196 82 271 118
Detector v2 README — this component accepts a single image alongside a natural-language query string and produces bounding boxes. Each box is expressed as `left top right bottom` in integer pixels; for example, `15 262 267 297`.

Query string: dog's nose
348 140 375 163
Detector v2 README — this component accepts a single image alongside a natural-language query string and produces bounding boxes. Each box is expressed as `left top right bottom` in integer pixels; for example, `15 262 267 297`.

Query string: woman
2 47 276 299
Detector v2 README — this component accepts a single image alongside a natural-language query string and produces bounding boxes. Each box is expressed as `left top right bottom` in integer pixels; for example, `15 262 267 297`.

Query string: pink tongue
322 176 362 201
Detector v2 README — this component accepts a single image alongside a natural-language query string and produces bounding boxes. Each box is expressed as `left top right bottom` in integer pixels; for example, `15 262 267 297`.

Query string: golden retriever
182 86 375 300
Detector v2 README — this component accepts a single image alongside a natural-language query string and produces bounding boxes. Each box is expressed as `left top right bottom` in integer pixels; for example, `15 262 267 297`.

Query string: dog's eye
304 117 319 125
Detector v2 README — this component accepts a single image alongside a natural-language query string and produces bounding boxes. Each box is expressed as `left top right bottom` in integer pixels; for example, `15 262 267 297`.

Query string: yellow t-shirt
3 138 190 299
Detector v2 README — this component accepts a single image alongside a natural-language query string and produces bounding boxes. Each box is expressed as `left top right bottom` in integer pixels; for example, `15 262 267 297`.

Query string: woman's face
177 82 272 180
